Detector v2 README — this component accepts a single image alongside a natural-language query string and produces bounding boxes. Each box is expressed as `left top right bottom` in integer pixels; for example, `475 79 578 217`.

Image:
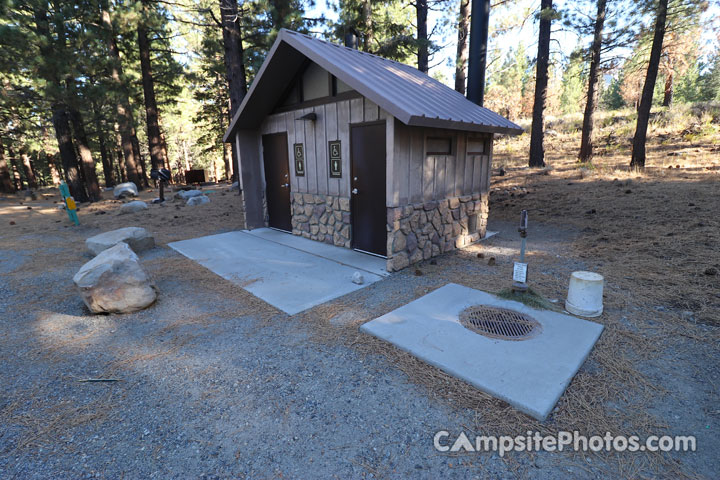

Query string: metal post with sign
512 210 529 292
151 168 172 203
58 181 79 226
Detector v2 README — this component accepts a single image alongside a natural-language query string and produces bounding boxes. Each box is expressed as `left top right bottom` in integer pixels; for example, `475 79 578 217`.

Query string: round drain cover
459 305 541 341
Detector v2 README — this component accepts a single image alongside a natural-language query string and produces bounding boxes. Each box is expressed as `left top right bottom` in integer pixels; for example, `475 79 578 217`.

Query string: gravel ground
0 187 717 479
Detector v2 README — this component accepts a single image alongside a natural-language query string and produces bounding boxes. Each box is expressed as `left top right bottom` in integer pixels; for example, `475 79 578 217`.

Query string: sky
306 0 583 86
305 0 720 88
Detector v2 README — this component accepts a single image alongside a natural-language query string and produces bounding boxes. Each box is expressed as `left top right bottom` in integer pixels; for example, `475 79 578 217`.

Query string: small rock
27 206 32 210
477 252 485 259
585 209 596 214
186 195 210 206
73 243 156 314
175 189 204 201
487 257 496 266
704 267 718 276
9 221 15 225
414 269 423 276
113 182 139 199
119 201 148 215
351 272 364 285
625 189 632 194
86 227 155 256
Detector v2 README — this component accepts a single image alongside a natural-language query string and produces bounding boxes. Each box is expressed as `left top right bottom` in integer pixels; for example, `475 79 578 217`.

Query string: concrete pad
168 231 384 315
244 228 389 277
360 283 604 420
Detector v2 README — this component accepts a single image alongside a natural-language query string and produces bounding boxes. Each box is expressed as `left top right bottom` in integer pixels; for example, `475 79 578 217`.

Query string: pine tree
454 0 470 94
529 0 554 168
630 0 668 170
100 2 143 189
138 0 169 173
578 0 606 162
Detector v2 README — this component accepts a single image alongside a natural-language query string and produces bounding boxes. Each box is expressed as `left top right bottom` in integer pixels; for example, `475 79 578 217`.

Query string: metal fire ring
459 305 541 341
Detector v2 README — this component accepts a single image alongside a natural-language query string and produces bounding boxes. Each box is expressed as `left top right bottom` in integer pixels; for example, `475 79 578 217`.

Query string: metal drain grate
459 305 541 341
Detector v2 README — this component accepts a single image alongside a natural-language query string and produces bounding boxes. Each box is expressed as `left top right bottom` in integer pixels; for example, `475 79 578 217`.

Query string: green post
59 181 80 226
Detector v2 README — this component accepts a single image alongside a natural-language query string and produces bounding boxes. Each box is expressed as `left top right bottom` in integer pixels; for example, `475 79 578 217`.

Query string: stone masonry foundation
386 194 488 272
291 193 352 248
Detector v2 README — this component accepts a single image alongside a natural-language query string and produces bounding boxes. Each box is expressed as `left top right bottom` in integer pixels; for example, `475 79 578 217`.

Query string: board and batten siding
390 121 492 207
258 97 391 200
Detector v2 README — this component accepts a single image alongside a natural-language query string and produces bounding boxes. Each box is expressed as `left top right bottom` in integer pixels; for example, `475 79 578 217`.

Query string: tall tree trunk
8 146 23 191
158 117 171 172
20 149 38 190
529 0 553 168
578 0 607 163
30 153 40 186
0 139 15 193
41 126 61 185
33 6 88 200
416 0 429 73
114 124 128 183
93 107 114 188
223 142 232 180
454 0 470 94
69 109 102 201
101 5 142 188
631 0 668 170
47 153 62 185
362 0 373 51
662 71 673 106
220 0 248 184
51 108 87 201
130 127 149 187
137 4 168 174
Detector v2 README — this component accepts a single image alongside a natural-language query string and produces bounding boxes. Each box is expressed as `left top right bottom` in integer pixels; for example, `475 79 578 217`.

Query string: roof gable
223 29 523 142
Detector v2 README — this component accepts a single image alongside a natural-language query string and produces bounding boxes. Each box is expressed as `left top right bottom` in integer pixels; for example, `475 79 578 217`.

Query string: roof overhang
223 30 524 142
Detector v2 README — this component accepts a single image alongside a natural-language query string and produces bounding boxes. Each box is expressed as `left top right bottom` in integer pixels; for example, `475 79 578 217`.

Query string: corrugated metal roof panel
223 29 523 142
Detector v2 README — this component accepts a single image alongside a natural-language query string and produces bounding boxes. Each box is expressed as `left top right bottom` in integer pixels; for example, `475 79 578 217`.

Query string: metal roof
223 29 523 142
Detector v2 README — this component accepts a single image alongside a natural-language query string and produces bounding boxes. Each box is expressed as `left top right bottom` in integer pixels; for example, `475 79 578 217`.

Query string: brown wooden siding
390 121 491 207
259 97 388 199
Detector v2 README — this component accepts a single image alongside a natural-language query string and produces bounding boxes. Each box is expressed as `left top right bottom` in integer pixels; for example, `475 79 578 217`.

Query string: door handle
281 183 289 188
351 188 358 195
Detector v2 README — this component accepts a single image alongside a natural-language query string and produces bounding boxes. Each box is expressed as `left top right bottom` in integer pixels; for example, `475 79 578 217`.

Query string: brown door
350 123 386 256
262 133 292 232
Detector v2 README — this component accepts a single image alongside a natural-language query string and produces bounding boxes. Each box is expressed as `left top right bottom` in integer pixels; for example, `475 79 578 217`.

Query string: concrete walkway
169 229 387 315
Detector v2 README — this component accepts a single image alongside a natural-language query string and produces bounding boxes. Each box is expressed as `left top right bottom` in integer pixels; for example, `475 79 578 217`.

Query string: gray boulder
113 182 139 199
119 200 148 215
186 195 210 206
86 227 155 256
174 189 203 200
73 243 156 314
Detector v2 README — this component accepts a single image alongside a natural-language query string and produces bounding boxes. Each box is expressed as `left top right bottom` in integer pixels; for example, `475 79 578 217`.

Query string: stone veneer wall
385 193 488 271
291 193 352 248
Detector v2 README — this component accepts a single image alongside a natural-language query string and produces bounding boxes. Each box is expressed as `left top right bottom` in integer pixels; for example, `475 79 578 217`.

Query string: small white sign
513 262 528 283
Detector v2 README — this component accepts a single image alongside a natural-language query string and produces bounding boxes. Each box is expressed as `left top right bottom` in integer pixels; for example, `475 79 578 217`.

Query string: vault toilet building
223 29 522 271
